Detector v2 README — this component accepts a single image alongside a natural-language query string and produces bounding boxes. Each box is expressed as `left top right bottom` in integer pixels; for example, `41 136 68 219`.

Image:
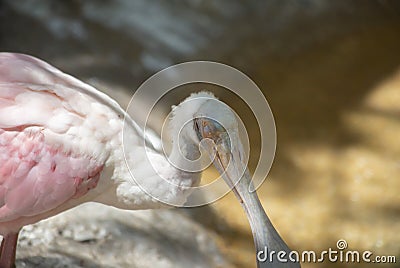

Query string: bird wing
0 53 121 222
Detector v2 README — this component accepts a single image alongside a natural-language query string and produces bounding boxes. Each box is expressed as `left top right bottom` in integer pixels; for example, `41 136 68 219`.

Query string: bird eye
203 125 213 136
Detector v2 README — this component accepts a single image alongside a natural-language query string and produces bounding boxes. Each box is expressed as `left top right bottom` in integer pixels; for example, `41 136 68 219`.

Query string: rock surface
16 203 231 268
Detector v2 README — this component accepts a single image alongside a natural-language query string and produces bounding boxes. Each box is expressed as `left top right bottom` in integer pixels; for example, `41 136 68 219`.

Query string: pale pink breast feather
0 128 103 224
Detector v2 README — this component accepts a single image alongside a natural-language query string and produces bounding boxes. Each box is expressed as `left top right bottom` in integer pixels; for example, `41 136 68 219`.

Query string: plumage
0 53 200 233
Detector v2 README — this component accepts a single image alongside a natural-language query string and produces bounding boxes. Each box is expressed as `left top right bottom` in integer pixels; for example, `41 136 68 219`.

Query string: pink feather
0 53 109 234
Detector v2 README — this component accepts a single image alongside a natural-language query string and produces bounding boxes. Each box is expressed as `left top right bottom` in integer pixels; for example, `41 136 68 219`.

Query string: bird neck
98 123 202 210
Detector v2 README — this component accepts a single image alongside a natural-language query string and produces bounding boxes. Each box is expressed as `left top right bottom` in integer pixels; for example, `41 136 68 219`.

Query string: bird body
0 53 199 236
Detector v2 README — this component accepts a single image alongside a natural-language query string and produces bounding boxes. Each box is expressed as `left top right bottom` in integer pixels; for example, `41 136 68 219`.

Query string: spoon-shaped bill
202 139 300 268
195 117 300 267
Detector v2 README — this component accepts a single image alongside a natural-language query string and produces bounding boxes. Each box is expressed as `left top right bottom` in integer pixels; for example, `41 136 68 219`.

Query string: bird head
169 91 245 177
170 91 249 205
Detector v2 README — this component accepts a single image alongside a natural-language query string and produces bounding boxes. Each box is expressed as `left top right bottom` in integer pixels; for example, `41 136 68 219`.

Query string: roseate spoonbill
0 53 299 268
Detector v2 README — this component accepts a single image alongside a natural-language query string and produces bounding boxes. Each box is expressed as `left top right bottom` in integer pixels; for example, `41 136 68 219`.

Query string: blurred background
1 1 400 267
